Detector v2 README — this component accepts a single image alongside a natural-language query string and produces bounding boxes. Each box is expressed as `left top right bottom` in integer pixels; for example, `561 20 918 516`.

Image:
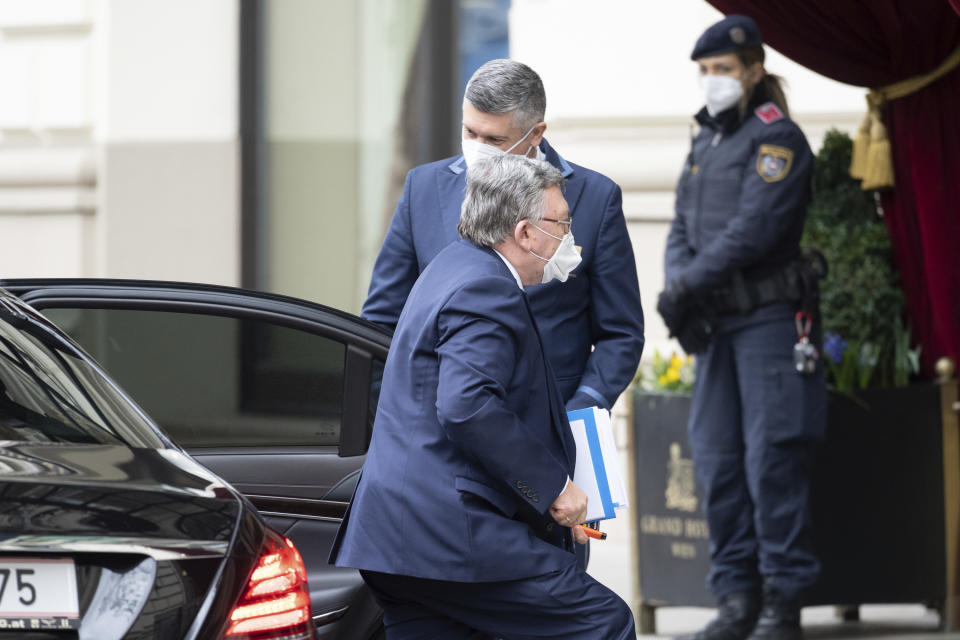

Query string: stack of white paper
567 407 629 523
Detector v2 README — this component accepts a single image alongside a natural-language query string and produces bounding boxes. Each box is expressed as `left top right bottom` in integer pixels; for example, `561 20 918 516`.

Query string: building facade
0 0 864 351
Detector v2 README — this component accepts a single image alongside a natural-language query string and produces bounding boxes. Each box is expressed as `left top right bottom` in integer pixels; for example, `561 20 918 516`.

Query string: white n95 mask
530 225 581 284
700 75 743 116
461 123 537 167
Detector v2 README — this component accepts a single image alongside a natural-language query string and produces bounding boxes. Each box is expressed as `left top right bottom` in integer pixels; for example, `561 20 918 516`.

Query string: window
0 312 161 448
43 308 346 448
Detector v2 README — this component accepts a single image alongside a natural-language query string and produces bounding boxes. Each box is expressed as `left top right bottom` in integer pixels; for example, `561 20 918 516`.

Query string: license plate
0 558 79 631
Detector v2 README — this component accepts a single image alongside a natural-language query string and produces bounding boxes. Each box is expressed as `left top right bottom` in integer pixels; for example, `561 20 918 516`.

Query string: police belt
707 263 809 316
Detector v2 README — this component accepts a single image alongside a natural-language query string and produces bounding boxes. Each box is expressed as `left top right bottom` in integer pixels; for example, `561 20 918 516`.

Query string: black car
1 279 391 639
0 288 319 639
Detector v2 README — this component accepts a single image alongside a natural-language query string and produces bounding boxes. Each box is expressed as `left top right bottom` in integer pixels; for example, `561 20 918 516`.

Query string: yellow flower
670 353 684 370
658 374 669 386
666 367 680 382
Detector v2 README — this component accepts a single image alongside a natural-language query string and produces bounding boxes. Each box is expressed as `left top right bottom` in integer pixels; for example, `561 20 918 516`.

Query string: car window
42 308 346 448
0 310 162 447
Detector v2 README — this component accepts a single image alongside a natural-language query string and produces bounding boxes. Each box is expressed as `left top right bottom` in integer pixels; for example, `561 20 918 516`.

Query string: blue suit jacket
331 239 578 582
362 139 645 410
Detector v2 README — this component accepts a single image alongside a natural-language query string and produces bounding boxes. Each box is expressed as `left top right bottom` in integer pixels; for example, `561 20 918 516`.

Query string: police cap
691 15 763 60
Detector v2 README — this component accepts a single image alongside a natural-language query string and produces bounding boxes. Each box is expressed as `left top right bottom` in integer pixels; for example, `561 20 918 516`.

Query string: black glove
657 279 690 336
658 279 714 355
675 314 714 354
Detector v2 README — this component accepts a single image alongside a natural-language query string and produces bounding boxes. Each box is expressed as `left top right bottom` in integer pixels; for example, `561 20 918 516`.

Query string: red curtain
707 0 960 377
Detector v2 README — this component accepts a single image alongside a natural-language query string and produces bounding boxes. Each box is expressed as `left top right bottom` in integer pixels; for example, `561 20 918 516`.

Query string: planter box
632 391 712 608
631 382 960 631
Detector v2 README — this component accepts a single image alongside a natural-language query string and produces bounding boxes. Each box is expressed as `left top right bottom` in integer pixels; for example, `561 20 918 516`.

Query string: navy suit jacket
331 239 579 582
362 139 645 410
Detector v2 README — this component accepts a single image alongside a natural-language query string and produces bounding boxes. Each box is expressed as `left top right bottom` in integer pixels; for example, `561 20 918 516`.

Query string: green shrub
801 130 920 390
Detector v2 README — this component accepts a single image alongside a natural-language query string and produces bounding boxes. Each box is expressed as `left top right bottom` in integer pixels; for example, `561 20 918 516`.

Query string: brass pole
625 386 656 634
937 357 959 631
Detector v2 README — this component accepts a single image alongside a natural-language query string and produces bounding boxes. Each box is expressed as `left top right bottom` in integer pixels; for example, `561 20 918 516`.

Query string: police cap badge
691 15 763 60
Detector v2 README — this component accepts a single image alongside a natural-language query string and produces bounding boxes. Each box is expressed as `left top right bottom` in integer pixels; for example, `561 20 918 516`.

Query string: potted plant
799 131 953 621
801 129 921 391
631 352 713 617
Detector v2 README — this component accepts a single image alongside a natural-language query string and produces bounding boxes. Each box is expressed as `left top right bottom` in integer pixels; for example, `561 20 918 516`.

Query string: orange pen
578 524 607 541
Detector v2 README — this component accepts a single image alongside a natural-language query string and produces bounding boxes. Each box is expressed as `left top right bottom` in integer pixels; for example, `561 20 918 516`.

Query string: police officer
657 15 827 640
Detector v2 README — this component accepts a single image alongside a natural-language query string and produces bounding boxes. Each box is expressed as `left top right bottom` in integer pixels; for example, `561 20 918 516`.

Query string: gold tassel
848 45 960 191
849 105 872 179
861 99 895 190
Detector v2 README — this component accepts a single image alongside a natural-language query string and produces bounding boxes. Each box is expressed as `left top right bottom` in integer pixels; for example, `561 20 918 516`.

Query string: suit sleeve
568 182 645 411
435 279 569 514
360 171 419 330
664 153 697 283
677 127 813 293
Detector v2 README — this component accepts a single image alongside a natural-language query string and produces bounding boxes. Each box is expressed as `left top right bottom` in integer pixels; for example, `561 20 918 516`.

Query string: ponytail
736 46 791 119
761 74 790 118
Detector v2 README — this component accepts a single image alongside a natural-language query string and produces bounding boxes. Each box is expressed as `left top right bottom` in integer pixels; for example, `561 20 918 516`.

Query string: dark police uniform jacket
362 140 645 410
665 86 814 319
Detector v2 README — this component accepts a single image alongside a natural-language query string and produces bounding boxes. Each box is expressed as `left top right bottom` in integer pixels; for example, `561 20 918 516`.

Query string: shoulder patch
756 144 794 182
754 102 784 125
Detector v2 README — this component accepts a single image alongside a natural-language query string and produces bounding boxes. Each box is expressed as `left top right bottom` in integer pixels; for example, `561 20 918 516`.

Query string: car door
1 278 390 639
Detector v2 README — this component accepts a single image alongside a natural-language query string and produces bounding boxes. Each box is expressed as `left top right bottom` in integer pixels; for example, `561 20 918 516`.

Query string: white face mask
529 224 581 284
700 74 743 117
461 123 537 167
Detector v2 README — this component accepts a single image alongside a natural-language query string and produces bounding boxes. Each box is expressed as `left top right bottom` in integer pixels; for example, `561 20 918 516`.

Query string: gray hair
464 59 546 131
458 155 564 247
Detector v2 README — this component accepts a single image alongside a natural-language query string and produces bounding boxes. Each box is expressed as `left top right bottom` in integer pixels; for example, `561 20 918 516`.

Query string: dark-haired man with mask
363 58 644 419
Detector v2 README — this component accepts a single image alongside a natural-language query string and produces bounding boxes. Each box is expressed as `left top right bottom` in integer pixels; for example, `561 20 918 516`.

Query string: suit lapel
560 175 587 217
437 161 467 245
441 144 586 244
540 140 586 217
519 293 576 471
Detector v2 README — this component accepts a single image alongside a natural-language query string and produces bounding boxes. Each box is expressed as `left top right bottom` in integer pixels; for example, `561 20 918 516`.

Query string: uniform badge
729 26 746 44
756 144 794 182
754 102 784 124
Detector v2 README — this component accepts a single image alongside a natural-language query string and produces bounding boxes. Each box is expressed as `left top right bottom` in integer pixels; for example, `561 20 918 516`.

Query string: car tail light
225 528 315 640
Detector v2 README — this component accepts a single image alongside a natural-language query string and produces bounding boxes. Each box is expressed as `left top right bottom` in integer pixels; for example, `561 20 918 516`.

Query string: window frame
8 280 391 457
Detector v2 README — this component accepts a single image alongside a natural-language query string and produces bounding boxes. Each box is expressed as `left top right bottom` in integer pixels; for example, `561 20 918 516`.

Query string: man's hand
549 480 588 544
570 525 590 545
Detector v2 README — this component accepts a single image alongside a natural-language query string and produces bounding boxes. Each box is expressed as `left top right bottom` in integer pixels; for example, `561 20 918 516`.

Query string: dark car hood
0 443 241 546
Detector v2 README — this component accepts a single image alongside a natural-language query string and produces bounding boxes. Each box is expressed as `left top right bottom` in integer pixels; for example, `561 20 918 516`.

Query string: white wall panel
0 43 31 128
0 0 92 28
0 38 91 130
33 39 91 128
0 1 96 279
98 0 238 142
0 212 93 277
511 0 864 119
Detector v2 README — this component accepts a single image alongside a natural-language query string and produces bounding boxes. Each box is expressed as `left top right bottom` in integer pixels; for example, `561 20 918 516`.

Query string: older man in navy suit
331 155 635 639
363 58 643 415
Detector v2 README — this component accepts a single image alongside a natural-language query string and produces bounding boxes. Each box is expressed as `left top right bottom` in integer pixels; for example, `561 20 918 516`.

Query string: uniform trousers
360 560 635 640
689 309 826 601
